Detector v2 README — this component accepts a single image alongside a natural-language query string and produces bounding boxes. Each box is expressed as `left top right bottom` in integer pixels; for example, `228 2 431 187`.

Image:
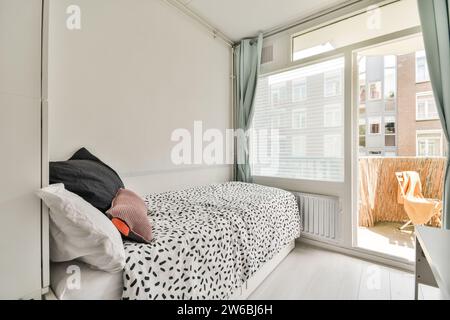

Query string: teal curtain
418 0 450 229
234 33 263 182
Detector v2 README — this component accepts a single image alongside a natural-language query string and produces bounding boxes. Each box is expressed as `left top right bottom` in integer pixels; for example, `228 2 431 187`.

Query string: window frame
254 23 422 188
270 83 288 106
359 119 366 148
251 55 346 183
368 81 382 101
324 103 343 128
415 50 430 83
384 116 396 147
252 6 426 258
368 117 381 135
416 91 439 121
383 57 396 100
291 108 307 129
292 79 307 102
324 70 343 97
416 129 444 157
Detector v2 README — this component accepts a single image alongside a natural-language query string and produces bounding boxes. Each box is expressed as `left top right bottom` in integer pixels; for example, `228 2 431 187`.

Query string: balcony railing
358 157 446 227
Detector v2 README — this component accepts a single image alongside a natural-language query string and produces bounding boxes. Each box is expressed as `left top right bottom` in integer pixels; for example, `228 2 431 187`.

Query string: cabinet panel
0 0 43 299
0 0 43 99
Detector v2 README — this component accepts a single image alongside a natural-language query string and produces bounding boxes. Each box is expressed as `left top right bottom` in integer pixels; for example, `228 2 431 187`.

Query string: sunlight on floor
358 222 415 261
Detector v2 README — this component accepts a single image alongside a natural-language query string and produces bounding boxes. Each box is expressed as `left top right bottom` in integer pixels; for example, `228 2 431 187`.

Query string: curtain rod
163 0 234 47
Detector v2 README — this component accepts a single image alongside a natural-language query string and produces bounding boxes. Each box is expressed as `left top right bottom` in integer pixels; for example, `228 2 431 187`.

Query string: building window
324 70 342 97
292 108 307 129
292 79 307 102
292 135 306 157
324 104 342 127
359 57 367 105
416 130 443 157
384 116 396 147
369 117 381 134
416 51 430 83
368 81 382 100
251 57 345 182
384 116 396 134
324 134 342 158
359 119 366 147
416 92 439 120
384 56 396 99
385 99 395 112
359 85 366 105
270 83 288 105
385 135 396 147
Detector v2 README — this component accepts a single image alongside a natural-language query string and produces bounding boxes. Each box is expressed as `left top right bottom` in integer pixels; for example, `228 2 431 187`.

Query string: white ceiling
179 0 349 42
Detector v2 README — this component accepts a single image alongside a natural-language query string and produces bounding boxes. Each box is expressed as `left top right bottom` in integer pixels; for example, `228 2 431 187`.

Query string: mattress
122 182 301 300
50 261 123 300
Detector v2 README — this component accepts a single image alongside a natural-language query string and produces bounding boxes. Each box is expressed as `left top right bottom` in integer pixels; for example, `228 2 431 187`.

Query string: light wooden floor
249 242 421 300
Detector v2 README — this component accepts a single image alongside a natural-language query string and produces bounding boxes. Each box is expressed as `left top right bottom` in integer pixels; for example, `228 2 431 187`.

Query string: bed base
46 240 296 300
229 240 295 300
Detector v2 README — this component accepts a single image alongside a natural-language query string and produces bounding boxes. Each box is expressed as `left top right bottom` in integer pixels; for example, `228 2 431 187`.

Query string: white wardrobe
0 0 49 299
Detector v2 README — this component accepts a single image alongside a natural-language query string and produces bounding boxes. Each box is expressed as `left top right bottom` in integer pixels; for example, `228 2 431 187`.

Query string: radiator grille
293 192 341 243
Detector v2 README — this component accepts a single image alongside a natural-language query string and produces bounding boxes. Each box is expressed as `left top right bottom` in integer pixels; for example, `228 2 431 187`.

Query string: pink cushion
106 188 153 243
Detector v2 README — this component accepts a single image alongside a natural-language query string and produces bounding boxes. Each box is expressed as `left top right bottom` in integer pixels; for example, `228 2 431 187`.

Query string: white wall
48 0 232 195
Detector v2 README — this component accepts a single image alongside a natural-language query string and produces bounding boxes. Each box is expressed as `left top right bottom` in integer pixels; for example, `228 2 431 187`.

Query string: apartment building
358 51 444 157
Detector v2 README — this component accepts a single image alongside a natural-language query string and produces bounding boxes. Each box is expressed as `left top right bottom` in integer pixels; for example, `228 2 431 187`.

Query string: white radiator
293 192 341 243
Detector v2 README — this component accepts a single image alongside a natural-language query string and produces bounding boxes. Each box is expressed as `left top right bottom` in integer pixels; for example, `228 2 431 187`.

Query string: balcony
357 157 446 260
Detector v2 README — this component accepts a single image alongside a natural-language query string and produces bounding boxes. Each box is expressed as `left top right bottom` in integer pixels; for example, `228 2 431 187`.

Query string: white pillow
37 184 125 273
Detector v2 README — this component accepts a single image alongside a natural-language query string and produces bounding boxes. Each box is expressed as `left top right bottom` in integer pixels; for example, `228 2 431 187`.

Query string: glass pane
292 0 420 61
359 124 366 135
385 135 395 146
251 57 345 182
385 118 395 134
359 135 366 147
324 70 342 97
369 82 382 100
384 68 396 99
385 99 395 112
370 123 380 134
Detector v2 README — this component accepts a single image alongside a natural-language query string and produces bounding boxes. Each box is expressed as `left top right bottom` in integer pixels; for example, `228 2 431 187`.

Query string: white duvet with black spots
122 182 301 300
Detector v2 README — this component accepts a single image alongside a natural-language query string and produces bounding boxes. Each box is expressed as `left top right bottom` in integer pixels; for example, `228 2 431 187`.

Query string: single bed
122 182 300 300
51 182 301 300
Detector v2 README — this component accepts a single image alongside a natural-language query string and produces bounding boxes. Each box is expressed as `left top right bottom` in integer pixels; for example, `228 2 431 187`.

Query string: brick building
359 50 444 157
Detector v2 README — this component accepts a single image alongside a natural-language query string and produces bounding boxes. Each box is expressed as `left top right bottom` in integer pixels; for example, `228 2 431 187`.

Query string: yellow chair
395 171 442 230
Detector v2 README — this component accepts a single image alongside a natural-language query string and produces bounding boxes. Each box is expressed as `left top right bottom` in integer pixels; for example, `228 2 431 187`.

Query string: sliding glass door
353 34 445 262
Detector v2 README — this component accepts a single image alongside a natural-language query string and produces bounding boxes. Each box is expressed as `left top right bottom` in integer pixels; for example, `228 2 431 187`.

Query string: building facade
358 51 444 157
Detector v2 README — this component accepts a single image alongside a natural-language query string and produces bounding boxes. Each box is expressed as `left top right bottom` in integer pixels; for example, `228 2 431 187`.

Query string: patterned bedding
122 182 301 300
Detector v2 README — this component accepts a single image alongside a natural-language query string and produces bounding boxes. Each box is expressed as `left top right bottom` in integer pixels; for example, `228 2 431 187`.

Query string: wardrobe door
0 0 43 299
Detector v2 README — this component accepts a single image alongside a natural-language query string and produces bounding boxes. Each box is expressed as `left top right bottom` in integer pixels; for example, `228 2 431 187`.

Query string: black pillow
50 148 124 213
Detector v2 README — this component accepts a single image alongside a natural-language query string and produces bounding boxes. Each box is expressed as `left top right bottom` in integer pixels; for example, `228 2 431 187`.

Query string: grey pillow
49 148 124 213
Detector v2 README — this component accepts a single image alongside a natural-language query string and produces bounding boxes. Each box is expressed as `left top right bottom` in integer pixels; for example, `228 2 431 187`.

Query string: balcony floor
357 222 415 262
